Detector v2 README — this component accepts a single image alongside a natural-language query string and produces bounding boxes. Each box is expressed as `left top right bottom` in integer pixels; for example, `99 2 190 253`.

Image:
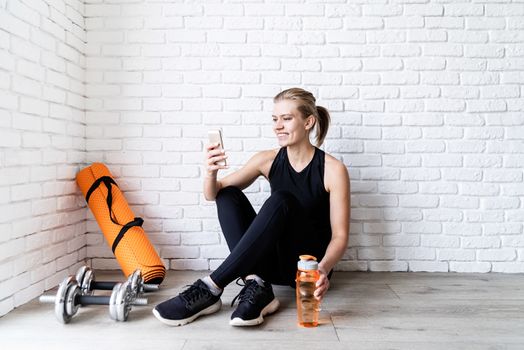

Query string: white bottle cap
297 255 318 270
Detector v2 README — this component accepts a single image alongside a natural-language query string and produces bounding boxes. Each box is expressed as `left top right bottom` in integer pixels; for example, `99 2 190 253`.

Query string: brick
384 208 423 221
463 236 501 249
467 100 507 113
400 195 439 208
247 31 286 46
409 261 448 272
326 31 364 45
382 44 421 57
397 247 436 260
424 44 463 57
450 262 491 273
11 183 41 201
492 263 524 273
358 248 395 260
286 4 324 16
0 10 30 40
304 17 343 30
378 182 418 194
341 255 361 269
326 4 361 18
365 141 404 154
359 195 398 207
344 17 383 29
0 273 31 300
0 130 21 148
369 261 408 272
441 86 480 100
404 5 443 16
467 17 505 30
0 238 25 261
349 235 380 247
448 140 486 153
478 249 517 262
254 70 297 84
382 71 419 84
484 223 522 236
426 17 464 29
484 169 523 183
482 197 520 210
162 246 200 259
170 259 208 271
383 235 420 247
387 100 424 113
422 235 460 248
438 249 475 261
466 45 505 58
486 4 524 16
282 58 323 72
466 210 504 223
363 223 401 235
200 245 230 259
89 258 119 271
482 85 520 99
443 169 483 182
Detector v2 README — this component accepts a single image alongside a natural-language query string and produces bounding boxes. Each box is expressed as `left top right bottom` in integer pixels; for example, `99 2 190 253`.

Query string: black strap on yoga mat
85 176 119 225
85 176 144 253
111 217 144 253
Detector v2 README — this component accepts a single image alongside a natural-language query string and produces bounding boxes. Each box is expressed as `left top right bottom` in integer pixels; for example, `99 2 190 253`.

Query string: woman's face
272 99 312 147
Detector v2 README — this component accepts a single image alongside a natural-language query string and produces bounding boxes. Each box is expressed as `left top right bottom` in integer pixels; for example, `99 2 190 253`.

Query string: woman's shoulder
245 148 279 170
251 149 280 179
324 152 345 170
252 148 280 163
323 152 350 190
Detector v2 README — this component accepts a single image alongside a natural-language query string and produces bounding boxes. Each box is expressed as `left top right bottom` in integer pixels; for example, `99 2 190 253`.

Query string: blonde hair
273 88 330 147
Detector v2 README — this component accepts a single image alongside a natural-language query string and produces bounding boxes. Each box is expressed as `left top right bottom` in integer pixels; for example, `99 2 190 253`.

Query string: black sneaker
229 278 280 326
152 279 222 326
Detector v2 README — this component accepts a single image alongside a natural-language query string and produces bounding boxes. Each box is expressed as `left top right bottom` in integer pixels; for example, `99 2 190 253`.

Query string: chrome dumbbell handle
141 283 160 292
39 295 148 306
91 281 159 292
76 266 160 296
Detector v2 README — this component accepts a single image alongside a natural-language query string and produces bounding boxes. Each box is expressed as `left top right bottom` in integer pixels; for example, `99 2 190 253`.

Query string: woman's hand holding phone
206 130 228 176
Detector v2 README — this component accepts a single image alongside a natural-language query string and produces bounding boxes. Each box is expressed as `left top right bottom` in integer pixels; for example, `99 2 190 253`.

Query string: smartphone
208 129 226 166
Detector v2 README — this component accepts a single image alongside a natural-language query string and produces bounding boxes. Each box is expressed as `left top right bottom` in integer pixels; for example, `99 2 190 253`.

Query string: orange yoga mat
76 163 165 284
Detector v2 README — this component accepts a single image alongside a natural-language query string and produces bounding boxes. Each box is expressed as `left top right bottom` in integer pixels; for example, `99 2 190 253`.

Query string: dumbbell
39 276 148 323
75 266 159 297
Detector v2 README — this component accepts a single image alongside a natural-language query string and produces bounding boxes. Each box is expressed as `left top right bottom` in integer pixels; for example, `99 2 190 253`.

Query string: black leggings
209 186 325 289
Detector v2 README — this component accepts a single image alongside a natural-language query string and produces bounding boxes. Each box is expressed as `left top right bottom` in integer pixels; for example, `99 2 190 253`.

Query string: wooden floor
1 270 524 350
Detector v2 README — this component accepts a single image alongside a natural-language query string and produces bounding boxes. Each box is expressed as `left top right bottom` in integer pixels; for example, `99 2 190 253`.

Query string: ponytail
315 105 330 147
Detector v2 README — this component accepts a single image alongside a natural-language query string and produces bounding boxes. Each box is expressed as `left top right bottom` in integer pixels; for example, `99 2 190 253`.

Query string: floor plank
0 271 523 349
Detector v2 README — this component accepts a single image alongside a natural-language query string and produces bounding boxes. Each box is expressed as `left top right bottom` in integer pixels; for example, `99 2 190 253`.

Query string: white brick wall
0 0 86 316
1 0 524 317
81 0 524 277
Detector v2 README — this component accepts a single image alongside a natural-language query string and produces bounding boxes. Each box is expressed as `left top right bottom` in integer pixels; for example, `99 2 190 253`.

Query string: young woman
153 88 350 327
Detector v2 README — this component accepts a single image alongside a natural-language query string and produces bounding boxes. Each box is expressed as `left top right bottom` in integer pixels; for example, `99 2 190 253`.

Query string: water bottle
296 254 320 327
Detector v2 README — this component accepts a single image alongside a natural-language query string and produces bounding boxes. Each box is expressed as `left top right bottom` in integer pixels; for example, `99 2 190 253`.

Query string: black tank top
268 147 332 248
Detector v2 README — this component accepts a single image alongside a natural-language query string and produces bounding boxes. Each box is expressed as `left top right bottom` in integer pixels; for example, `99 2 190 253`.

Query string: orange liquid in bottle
296 255 320 327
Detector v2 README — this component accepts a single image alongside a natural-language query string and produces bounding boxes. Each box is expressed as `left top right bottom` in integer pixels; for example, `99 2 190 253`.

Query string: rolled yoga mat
76 163 165 284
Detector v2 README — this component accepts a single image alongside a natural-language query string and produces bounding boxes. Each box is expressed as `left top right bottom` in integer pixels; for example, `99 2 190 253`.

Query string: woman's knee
216 186 245 206
261 190 301 216
268 190 297 205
